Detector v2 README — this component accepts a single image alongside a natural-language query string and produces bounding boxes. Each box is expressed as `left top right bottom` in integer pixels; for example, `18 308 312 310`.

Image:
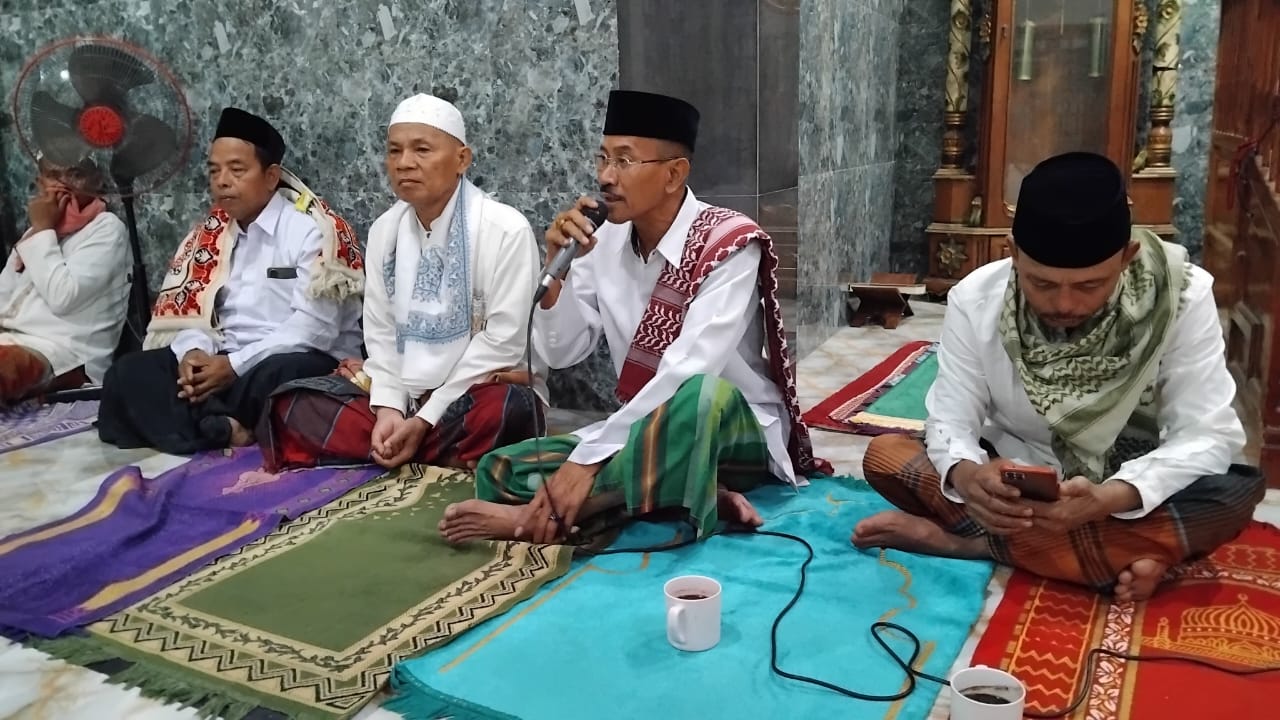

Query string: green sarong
477 375 771 538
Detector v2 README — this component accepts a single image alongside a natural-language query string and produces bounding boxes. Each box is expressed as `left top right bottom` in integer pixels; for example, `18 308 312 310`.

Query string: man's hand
949 459 1034 535
1024 477 1140 534
515 461 601 544
370 408 403 464
334 358 364 381
176 349 213 401
27 185 69 233
184 355 237 403
372 415 431 468
540 196 605 309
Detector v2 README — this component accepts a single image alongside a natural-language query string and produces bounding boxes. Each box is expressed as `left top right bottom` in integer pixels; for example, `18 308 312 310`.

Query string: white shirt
0 213 130 382
926 258 1245 519
170 194 362 373
534 189 795 484
363 188 547 425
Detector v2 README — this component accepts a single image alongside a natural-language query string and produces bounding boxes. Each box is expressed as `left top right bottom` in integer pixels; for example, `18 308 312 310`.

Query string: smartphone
1000 464 1060 502
266 266 298 279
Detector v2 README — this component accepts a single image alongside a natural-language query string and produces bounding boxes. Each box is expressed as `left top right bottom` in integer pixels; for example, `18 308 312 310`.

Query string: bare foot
851 510 990 559
717 486 764 527
438 499 523 543
1113 558 1170 603
228 418 255 447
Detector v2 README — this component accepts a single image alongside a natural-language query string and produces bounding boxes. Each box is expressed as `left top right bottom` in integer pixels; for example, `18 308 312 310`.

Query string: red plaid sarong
258 375 544 472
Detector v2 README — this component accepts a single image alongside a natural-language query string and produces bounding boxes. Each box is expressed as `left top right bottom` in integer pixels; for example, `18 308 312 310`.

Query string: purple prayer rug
0 446 380 637
0 400 99 455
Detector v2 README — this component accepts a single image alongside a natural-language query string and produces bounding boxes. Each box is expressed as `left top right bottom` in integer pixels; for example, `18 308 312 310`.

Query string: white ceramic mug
949 665 1026 720
664 575 721 652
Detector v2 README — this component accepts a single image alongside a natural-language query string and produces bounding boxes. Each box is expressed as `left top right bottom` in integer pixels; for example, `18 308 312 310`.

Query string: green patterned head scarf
999 229 1192 481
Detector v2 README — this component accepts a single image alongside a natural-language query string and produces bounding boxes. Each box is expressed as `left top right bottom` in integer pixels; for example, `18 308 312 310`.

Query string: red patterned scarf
615 207 830 477
144 169 364 350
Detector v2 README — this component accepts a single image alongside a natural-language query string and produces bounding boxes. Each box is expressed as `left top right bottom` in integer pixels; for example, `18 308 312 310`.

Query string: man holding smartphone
852 152 1264 602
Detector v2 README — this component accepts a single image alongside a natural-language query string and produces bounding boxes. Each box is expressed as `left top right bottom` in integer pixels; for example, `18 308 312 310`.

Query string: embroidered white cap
389 94 467 145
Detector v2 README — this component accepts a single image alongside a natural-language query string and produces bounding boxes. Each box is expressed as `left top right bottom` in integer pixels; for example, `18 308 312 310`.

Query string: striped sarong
861 434 1266 591
477 374 771 539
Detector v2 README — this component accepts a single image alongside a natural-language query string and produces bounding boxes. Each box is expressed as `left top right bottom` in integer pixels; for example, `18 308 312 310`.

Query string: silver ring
549 512 561 522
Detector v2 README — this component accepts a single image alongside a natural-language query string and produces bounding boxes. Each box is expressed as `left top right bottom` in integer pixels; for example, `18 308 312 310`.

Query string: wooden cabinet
1204 0 1280 484
924 0 1179 292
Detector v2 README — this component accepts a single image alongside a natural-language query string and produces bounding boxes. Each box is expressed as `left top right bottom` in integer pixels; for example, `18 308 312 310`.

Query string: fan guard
11 36 193 198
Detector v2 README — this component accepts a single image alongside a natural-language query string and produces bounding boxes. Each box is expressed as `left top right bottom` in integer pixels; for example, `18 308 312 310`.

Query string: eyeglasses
593 153 685 172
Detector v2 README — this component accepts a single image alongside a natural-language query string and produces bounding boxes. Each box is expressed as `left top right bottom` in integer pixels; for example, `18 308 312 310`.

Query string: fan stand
115 178 151 357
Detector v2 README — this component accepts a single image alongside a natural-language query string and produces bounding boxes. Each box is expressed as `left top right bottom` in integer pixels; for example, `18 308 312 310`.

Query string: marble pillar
798 0 900 355
1167 0 1218 256
0 0 619 410
889 0 951 275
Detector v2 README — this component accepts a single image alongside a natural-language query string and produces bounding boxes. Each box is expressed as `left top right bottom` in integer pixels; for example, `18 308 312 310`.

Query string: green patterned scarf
999 229 1191 482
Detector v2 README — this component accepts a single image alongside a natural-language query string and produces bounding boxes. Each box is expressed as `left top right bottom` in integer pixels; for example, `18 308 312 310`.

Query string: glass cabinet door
1003 0 1116 207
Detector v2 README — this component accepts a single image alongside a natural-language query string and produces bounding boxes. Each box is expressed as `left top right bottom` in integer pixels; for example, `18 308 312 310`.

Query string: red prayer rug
971 521 1280 718
801 339 932 434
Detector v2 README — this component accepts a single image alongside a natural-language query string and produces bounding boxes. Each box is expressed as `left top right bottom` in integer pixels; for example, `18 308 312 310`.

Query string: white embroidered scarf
381 177 486 392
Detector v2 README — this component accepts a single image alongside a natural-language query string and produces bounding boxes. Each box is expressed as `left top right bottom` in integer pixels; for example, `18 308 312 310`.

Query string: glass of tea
949 665 1025 720
663 575 721 652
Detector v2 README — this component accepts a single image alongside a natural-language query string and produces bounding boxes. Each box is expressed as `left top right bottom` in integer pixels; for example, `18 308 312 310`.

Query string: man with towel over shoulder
439 90 829 547
97 107 364 454
256 93 546 472
853 152 1264 601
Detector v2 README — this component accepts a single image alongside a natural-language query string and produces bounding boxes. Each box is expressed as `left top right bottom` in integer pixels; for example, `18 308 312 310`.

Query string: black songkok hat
603 90 700 152
214 107 286 166
1011 152 1132 268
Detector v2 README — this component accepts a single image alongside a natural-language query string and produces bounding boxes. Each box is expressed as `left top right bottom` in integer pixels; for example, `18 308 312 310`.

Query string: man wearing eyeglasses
439 90 829 546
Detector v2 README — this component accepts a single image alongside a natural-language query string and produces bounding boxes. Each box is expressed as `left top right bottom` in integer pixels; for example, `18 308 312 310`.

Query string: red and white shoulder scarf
143 169 365 350
615 206 832 477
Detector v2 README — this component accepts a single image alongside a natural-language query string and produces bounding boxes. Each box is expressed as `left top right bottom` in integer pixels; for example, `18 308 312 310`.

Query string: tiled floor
1 299 1277 719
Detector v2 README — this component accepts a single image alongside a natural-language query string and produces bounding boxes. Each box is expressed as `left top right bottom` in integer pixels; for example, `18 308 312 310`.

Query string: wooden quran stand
846 273 922 330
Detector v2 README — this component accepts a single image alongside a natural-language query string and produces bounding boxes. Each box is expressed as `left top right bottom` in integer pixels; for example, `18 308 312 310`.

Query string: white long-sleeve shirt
0 212 130 382
925 258 1245 519
169 194 363 373
363 190 547 425
534 189 795 484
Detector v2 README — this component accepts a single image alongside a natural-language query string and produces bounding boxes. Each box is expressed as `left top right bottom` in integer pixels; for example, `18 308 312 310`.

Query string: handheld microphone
533 195 610 303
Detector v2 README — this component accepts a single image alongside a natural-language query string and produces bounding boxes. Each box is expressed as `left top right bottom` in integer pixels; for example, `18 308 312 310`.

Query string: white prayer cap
389 94 467 145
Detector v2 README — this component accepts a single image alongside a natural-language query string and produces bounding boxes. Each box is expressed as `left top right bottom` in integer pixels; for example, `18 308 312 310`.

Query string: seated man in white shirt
439 90 829 546
255 94 545 473
97 108 364 454
852 152 1264 602
0 158 129 405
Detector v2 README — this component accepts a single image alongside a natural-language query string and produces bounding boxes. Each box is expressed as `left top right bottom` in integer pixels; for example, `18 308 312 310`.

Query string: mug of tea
663 575 721 652
949 665 1026 720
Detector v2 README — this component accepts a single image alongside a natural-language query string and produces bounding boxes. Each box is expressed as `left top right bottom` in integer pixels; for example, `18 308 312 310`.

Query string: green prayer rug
35 465 573 720
832 343 937 435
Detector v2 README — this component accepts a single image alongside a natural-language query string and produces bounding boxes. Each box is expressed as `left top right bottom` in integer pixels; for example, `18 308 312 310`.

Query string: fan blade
68 44 154 106
111 113 178 181
30 90 91 166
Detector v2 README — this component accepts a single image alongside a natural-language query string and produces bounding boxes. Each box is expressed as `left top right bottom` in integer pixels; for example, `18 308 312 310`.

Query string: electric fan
10 35 194 355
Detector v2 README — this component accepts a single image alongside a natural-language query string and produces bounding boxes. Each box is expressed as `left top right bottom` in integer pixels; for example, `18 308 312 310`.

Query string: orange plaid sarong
861 434 1265 591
